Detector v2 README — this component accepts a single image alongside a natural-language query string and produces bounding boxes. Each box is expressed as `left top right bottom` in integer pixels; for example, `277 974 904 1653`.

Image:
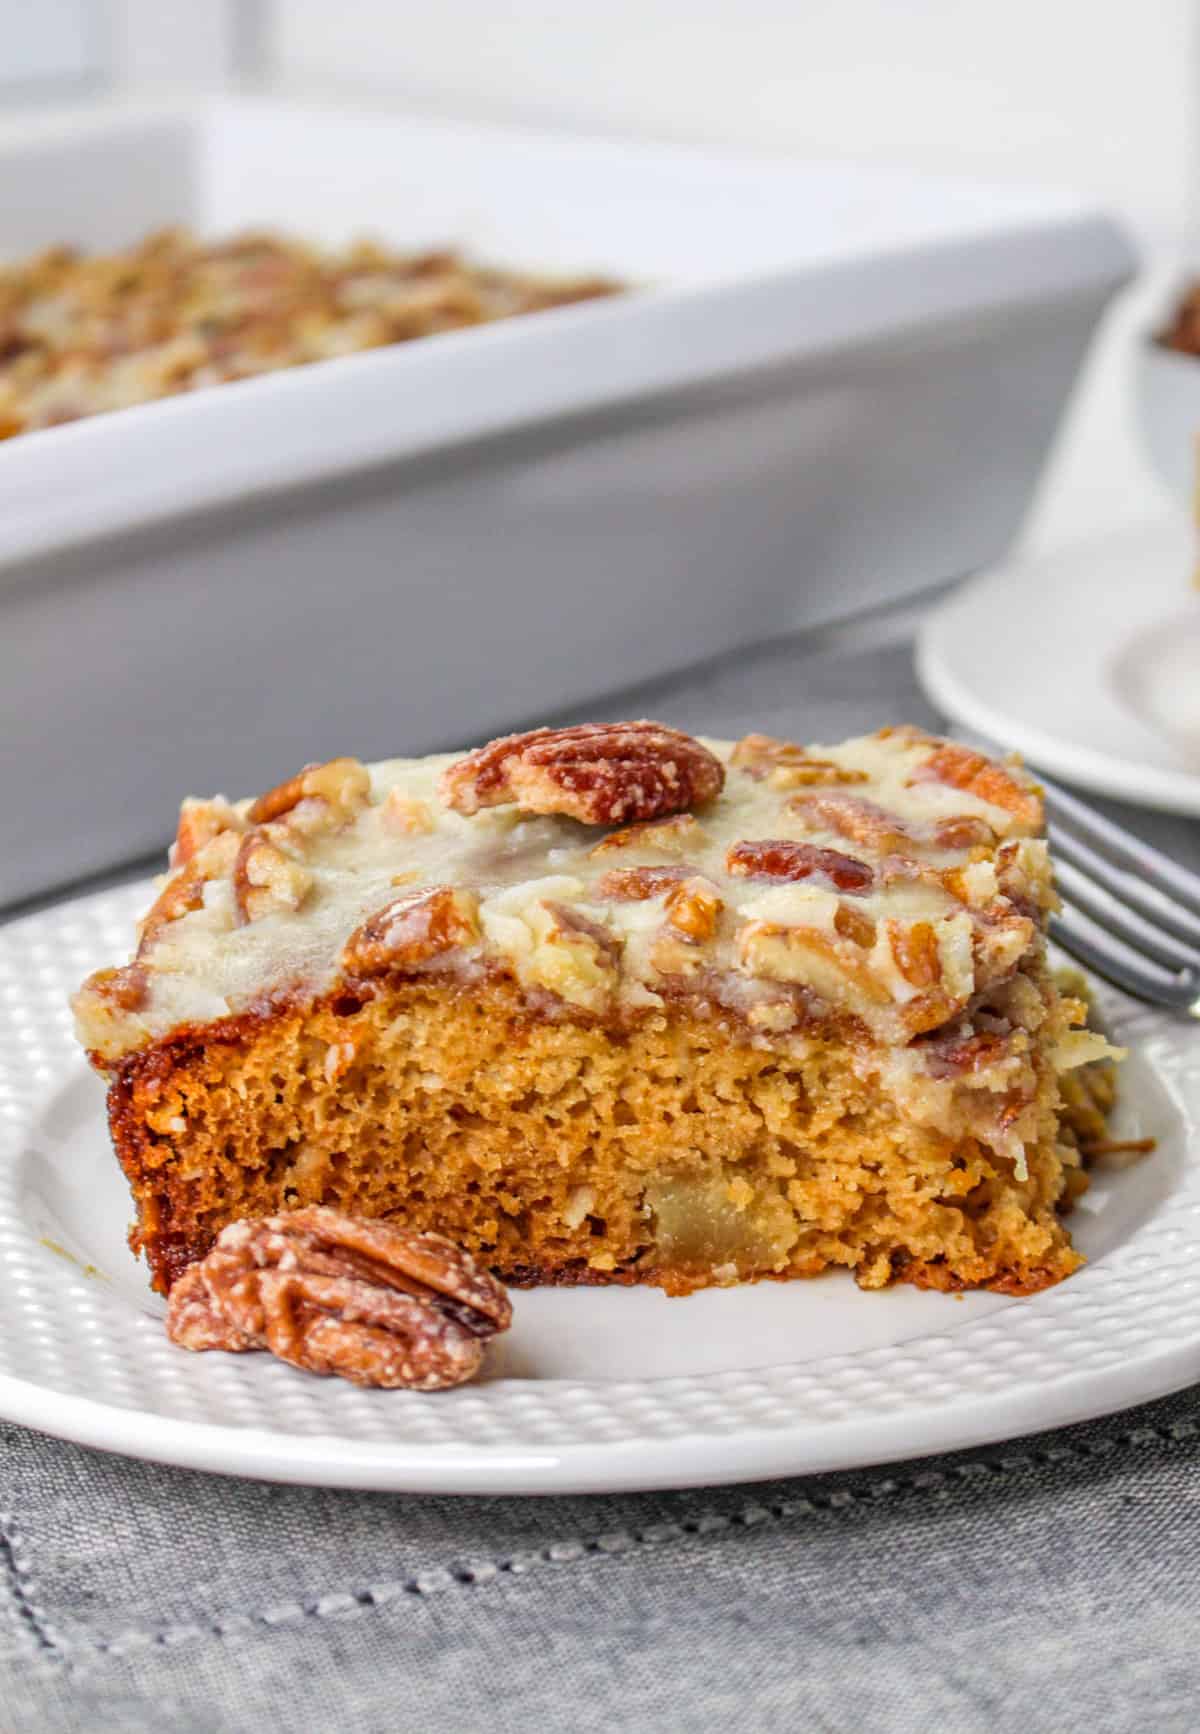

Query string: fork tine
1049 828 1200 948
1041 773 1200 920
1049 911 1200 1014
1054 859 1200 971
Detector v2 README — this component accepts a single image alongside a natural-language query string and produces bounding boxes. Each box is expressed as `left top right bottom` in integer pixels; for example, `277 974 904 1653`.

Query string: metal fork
1039 775 1200 1016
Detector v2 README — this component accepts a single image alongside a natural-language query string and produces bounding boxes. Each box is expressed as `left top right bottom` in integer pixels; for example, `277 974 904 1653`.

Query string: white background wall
1 1 1194 244
0 0 1192 545
265 0 1198 247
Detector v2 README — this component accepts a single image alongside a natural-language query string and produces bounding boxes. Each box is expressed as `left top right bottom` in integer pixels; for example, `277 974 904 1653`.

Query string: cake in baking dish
73 721 1117 1299
0 228 618 438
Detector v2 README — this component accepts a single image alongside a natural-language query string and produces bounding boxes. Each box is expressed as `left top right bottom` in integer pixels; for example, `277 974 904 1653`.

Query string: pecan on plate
165 1208 512 1390
439 721 724 826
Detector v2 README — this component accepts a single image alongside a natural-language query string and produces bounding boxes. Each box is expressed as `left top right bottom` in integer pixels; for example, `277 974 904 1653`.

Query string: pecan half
165 1208 511 1390
909 743 1041 829
726 839 874 895
248 756 371 833
233 833 313 924
439 722 724 825
918 1028 1013 1079
342 886 479 977
731 733 868 789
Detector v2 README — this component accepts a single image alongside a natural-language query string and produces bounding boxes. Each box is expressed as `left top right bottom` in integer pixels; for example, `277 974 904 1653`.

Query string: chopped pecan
480 895 619 1011
833 904 877 949
971 910 1036 989
165 1208 511 1390
731 733 868 789
542 901 623 963
595 864 694 900
738 920 891 1007
233 833 312 924
664 876 723 944
726 838 874 895
909 743 1042 828
931 813 996 851
75 962 149 1014
342 886 479 977
789 791 911 854
170 796 246 868
70 962 155 1062
248 757 371 832
919 1027 1013 1079
439 722 724 825
380 788 435 835
589 814 704 857
138 830 242 950
887 919 941 989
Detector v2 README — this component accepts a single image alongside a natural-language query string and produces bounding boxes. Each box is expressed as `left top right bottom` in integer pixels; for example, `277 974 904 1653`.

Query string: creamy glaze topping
74 725 1062 1076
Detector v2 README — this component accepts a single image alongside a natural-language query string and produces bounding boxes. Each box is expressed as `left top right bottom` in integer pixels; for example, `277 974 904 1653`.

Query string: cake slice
73 721 1117 1299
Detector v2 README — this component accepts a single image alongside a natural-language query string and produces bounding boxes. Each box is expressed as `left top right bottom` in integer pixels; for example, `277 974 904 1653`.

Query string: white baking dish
0 99 1133 905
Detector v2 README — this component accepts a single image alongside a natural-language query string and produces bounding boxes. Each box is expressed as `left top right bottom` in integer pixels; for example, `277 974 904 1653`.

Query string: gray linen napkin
6 1386 1200 1733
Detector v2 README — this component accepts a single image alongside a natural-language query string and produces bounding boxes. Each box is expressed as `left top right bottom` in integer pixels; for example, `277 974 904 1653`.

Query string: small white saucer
917 521 1200 815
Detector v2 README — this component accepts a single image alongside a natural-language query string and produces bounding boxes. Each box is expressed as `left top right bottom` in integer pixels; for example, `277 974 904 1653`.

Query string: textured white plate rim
2 880 1198 1496
915 522 1200 816
3 1348 1200 1497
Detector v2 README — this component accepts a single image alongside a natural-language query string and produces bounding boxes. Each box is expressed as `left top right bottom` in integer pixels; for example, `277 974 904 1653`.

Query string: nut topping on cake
342 886 480 977
439 721 724 825
909 743 1041 828
380 788 435 835
789 791 913 855
233 834 313 924
726 839 874 894
170 797 246 868
664 876 723 944
165 1208 512 1390
731 733 869 789
138 830 243 949
887 919 942 989
595 864 695 900
248 756 371 832
589 813 705 856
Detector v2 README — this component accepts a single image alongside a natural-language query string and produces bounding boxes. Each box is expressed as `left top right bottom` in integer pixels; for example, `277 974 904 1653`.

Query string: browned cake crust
104 972 1084 1299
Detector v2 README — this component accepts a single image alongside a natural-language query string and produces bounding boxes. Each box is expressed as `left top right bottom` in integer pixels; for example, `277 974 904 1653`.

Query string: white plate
917 520 1200 815
2 881 1198 1496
